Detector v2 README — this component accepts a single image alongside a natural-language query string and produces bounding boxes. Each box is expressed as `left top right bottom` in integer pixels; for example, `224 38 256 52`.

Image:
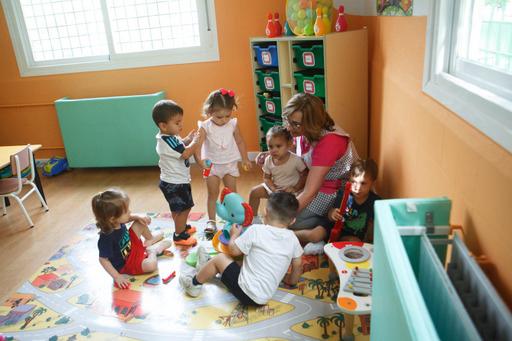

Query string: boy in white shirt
153 99 200 246
180 192 303 305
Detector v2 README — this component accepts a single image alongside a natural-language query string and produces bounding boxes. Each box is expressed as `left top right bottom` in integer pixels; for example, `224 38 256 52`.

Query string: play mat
0 213 370 340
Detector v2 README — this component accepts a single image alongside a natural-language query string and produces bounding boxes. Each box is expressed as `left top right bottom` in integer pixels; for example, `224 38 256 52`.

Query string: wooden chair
0 145 49 227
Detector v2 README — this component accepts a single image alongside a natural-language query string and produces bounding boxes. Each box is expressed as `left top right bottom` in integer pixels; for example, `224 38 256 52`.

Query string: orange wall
0 1 285 158
347 15 512 308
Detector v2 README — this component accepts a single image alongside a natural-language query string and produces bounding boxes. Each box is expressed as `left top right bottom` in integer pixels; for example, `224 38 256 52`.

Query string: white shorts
210 161 240 178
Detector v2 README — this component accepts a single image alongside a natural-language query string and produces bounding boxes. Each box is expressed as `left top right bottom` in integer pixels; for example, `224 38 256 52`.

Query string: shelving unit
249 28 368 157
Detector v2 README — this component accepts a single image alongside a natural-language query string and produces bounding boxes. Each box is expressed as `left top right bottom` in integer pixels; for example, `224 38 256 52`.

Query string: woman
280 93 359 248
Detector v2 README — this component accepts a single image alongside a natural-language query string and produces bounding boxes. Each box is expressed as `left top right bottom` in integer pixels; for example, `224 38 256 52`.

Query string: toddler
296 159 381 254
153 99 200 245
180 192 303 305
195 88 252 233
249 126 307 221
93 188 171 289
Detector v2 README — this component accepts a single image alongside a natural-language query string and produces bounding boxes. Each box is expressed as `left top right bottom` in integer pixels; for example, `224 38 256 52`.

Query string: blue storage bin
253 44 278 67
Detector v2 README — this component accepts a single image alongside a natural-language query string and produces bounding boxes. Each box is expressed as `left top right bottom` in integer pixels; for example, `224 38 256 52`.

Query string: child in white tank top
195 88 252 233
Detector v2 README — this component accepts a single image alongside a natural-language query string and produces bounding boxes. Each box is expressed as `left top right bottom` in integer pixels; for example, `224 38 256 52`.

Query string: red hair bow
219 88 235 97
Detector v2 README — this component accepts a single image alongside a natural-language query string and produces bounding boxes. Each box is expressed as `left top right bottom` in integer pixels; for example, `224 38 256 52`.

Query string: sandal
204 220 217 234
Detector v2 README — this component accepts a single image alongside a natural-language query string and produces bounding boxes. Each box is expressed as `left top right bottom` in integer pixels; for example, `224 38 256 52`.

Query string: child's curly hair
202 88 238 117
266 125 293 142
91 188 129 234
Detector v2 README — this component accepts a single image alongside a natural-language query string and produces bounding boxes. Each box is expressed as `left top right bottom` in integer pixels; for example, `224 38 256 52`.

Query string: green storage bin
259 115 282 135
255 69 280 92
292 44 324 69
256 93 282 117
294 71 325 97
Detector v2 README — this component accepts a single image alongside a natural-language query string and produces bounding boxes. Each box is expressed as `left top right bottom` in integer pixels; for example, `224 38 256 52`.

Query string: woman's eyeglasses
283 117 302 129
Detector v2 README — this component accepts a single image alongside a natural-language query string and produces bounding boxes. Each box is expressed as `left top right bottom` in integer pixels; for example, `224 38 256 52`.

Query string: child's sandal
204 220 217 234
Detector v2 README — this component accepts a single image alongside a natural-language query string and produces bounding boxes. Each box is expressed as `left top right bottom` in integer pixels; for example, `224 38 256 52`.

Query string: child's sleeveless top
199 118 241 164
300 126 359 215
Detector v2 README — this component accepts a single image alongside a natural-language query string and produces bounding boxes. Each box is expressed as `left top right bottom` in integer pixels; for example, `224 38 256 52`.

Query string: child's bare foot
147 238 172 254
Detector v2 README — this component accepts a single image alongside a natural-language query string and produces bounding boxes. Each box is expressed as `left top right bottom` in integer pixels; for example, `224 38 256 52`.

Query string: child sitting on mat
92 188 171 289
179 192 303 306
249 126 307 222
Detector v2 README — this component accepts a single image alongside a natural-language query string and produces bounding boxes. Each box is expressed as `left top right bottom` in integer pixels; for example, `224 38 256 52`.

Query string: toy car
42 157 68 176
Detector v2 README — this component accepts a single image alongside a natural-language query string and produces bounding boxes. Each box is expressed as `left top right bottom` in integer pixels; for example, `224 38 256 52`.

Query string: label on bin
264 76 275 90
265 100 276 114
303 80 316 94
261 51 272 65
302 52 315 67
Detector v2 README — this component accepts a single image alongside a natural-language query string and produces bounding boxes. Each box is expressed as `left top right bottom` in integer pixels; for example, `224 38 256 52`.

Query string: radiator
372 198 512 340
54 91 165 167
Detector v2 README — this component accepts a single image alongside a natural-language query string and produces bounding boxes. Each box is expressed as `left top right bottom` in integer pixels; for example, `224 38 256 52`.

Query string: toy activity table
324 241 373 338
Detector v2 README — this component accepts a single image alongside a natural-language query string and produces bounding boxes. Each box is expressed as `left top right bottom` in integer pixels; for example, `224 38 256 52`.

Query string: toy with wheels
42 156 68 176
212 188 253 254
286 0 333 36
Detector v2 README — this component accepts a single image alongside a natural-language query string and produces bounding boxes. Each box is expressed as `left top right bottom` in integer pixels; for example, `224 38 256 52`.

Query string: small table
324 241 373 338
0 144 46 205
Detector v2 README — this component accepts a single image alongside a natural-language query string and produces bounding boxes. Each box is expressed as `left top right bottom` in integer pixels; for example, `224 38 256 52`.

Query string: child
195 88 252 233
249 126 307 220
179 192 303 305
93 188 171 289
153 99 200 245
295 159 381 254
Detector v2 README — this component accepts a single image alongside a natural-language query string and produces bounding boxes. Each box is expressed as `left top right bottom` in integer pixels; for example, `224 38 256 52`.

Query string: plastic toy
42 156 68 176
322 6 332 33
329 181 352 242
286 0 333 36
265 12 278 37
215 187 253 244
314 8 326 36
284 19 294 35
274 12 283 36
335 5 348 32
162 271 176 284
202 159 212 178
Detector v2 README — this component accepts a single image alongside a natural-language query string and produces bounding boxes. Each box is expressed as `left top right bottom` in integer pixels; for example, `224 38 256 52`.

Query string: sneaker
196 246 210 271
185 224 197 234
204 220 217 234
179 275 202 297
303 241 326 255
173 231 191 242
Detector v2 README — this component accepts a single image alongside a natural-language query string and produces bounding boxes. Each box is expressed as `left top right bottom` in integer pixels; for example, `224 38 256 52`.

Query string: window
423 0 512 152
1 0 218 76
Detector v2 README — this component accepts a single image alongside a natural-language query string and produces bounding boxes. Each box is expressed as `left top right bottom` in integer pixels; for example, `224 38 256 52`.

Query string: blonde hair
282 93 335 142
202 89 238 117
91 188 129 234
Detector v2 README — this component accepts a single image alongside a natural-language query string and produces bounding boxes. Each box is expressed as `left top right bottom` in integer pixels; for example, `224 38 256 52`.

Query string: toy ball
286 0 332 36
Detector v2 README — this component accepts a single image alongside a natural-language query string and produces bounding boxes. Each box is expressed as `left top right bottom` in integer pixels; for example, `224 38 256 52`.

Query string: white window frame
423 0 512 153
1 0 219 76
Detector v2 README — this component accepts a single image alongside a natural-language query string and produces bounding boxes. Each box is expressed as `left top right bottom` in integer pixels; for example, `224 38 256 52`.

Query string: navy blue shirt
98 224 132 271
333 190 381 240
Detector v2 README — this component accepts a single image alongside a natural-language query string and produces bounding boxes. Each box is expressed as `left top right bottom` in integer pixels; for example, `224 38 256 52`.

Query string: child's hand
328 208 342 222
241 159 252 171
230 224 241 238
131 214 151 226
114 275 131 289
184 129 197 141
255 152 268 167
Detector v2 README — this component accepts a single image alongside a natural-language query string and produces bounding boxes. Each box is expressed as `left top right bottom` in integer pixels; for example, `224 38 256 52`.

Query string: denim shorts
159 181 194 213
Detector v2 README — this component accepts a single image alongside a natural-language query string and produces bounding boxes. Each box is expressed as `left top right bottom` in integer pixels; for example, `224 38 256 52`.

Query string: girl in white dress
195 88 252 233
